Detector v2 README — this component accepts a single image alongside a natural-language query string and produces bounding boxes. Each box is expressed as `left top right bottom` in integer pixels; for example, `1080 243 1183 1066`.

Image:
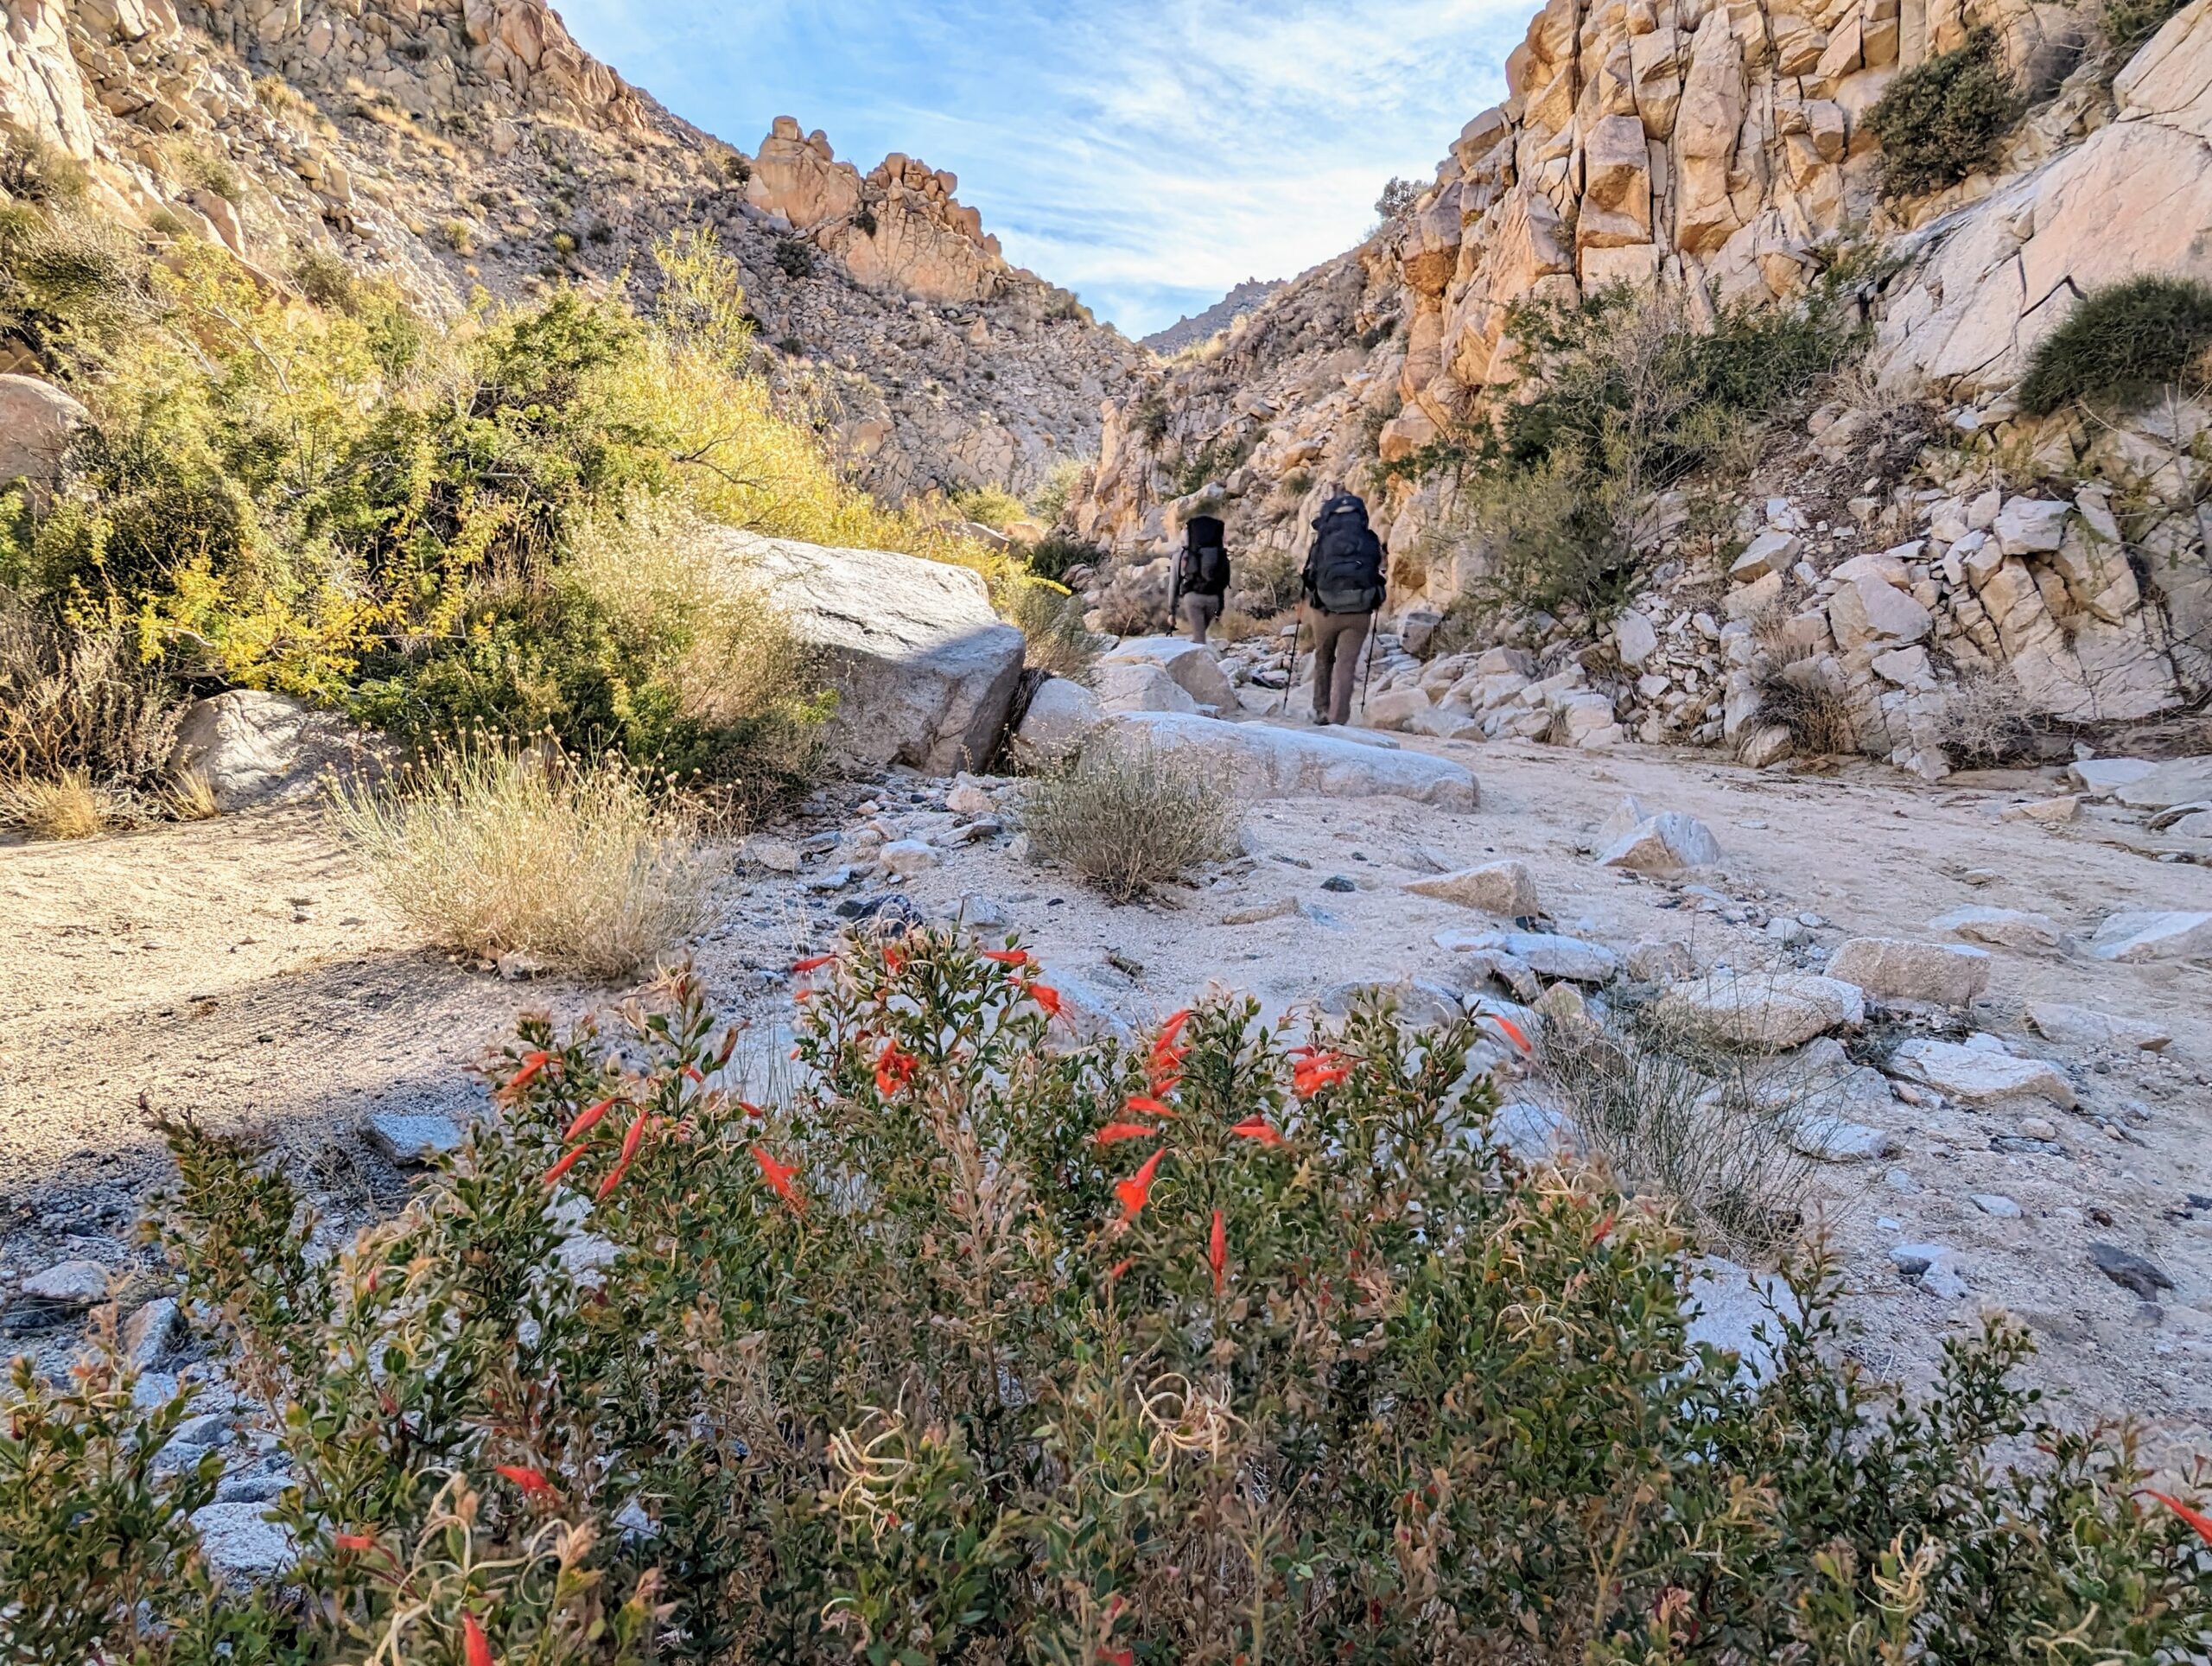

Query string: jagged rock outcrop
1065 0 2212 779
1142 278 1284 354
0 0 1141 499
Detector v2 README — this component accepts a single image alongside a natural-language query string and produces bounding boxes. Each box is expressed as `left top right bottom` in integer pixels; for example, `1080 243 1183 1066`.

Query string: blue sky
554 1 1526 337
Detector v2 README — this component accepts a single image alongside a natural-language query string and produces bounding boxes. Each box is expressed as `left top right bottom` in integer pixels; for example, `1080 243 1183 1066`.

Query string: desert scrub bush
771 237 817 279
1128 389 1172 448
1166 427 1255 496
1226 542 1302 616
23 941 2199 1663
1757 661 1862 755
1542 1002 1821 1253
2018 275 2212 414
949 481 1027 529
1025 453 1089 524
1021 734 1241 900
998 573 1101 682
2102 0 2190 50
0 132 90 207
327 741 715 978
1018 529 1100 583
1934 664 2040 766
0 590 182 785
1867 28 2022 198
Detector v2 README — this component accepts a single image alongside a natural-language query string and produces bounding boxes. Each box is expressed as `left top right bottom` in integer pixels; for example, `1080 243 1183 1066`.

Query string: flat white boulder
2113 754 2212 810
189 1503 299 1580
168 691 385 811
2065 757 2157 798
1784 1111 1897 1162
1889 1038 2075 1108
1436 927 1618 982
1825 938 1992 1005
0 373 87 485
1100 636 1236 708
1015 677 1104 757
1107 712 1478 809
728 530 1027 773
1404 859 1538 917
1655 971 1866 1049
1685 1257 1802 1383
1929 906 2063 951
2024 1000 2171 1052
2087 911 2212 963
21 1258 110 1305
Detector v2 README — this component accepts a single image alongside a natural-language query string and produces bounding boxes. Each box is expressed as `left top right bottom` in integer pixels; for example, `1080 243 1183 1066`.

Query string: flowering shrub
10 932 2211 1661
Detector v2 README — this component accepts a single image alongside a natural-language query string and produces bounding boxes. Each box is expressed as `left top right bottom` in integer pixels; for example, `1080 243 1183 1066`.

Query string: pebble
880 839 939 876
2018 1116 2058 1142
1970 1193 2023 1218
1320 874 1357 893
366 1112 465 1166
2089 1242 2174 1299
19 1258 111 1305
1220 898 1297 925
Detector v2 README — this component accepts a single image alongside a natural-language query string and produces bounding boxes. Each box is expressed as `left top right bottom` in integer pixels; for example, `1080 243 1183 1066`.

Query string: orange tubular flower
875 1041 918 1096
563 1097 618 1143
1095 1122 1155 1146
1154 1008 1192 1052
793 952 836 974
982 948 1031 967
1592 1211 1617 1246
495 1464 554 1497
1124 1095 1175 1119
334 1531 377 1553
2148 1490 2212 1547
1292 1054 1351 1099
594 1156 634 1202
540 1147 587 1188
1208 1207 1227 1298
883 943 909 974
1106 1257 1134 1281
462 1611 496 1666
1230 1116 1286 1148
736 1100 765 1120
1115 1147 1166 1222
752 1143 803 1211
1029 982 1065 1021
507 1052 552 1094
1483 1012 1535 1058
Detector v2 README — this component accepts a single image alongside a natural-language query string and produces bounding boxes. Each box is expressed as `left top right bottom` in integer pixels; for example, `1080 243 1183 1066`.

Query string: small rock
1596 808 1721 876
2018 1116 2058 1142
2024 1001 2171 1052
366 1112 465 1166
20 1259 111 1306
1888 1039 2074 1109
1402 860 1539 918
1970 1193 2023 1218
1491 1101 1580 1164
1436 928 1619 983
2086 911 2212 963
957 893 1009 930
741 836 804 874
1655 970 1866 1048
880 839 939 876
2088 1241 2174 1299
1319 874 1357 893
175 1411 234 1447
1928 906 2063 951
189 1503 298 1580
1785 1112 1896 1162
944 783 994 817
2065 757 2157 798
1684 1257 1802 1383
1625 938 1694 982
1999 795 2079 824
1889 1243 1948 1275
1319 977 1463 1028
124 1296 185 1370
1825 938 1991 1005
1220 897 1298 925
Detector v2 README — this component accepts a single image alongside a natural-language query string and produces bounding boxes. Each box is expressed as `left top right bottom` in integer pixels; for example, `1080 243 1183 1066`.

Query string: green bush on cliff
2019 274 2212 414
1866 28 2022 199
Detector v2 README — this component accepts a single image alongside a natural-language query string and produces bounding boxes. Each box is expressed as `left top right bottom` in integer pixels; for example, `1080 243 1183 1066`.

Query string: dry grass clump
0 595 182 786
1542 1007 1817 1256
162 768 220 821
1756 665 1861 756
329 743 715 980
0 768 114 840
1022 735 1242 902
1934 666 2039 768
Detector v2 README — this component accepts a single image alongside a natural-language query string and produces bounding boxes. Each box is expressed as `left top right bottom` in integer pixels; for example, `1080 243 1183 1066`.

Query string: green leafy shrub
950 481 1027 529
997 572 1102 682
1167 428 1255 497
1866 28 2022 199
2018 274 2212 414
1020 529 1102 583
1128 391 1171 448
0 133 90 207
11 942 2197 1662
772 238 817 279
2102 0 2189 50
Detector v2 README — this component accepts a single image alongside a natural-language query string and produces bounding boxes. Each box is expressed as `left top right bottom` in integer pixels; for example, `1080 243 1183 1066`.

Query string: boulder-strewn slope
0 0 1142 498
1141 277 1284 354
1067 0 2212 776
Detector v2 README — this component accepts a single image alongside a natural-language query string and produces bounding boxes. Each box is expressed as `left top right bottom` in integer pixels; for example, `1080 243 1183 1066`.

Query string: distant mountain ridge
1141 278 1283 353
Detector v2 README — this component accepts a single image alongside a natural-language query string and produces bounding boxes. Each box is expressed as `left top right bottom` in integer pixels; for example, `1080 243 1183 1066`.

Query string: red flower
737 1099 765 1120
1208 1207 1227 1298
462 1610 496 1666
682 1064 706 1087
1104 1652 1133 1666
1095 1122 1155 1146
1029 983 1065 1021
875 1041 918 1096
1483 1012 1535 1058
1123 1094 1175 1119
1106 1257 1134 1281
883 943 909 974
563 1097 618 1142
334 1531 377 1553
507 1052 551 1093
2148 1490 2212 1547
1115 1147 1165 1222
793 952 836 974
1292 1052 1351 1098
1154 1008 1192 1053
982 948 1030 967
495 1464 554 1497
1230 1116 1285 1148
752 1144 803 1211
540 1147 586 1187
1592 1211 1616 1245
593 1115 651 1201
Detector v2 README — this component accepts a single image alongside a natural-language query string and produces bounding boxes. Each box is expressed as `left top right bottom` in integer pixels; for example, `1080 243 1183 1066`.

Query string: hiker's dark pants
1179 592 1222 643
1306 607 1372 725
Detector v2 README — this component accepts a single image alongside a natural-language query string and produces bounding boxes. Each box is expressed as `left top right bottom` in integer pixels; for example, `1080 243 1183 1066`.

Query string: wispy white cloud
555 0 1529 334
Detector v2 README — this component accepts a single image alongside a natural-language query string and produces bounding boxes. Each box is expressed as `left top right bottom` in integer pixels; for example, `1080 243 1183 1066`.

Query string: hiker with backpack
1300 487 1386 726
1171 513 1231 643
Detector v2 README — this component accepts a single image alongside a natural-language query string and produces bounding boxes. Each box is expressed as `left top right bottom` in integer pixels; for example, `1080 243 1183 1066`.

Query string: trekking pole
1279 607 1301 716
1354 615 1381 722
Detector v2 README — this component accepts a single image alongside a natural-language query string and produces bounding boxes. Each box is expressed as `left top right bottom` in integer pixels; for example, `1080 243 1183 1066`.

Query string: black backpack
1179 514 1230 597
1309 495 1383 614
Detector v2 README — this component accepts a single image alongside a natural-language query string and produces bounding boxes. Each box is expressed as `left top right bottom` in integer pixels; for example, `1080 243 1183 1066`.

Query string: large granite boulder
168 691 385 811
724 531 1027 774
0 374 87 487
